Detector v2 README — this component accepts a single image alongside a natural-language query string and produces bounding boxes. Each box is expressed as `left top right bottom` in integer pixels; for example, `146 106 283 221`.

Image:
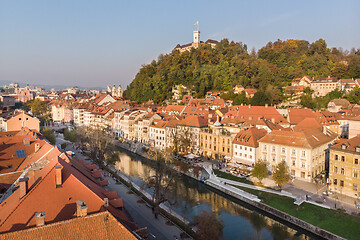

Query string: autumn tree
193 211 224 240
272 161 290 189
251 160 269 183
77 126 114 163
26 99 49 117
145 150 176 214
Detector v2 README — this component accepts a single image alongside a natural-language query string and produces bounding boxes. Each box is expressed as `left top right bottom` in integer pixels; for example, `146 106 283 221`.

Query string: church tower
193 30 200 48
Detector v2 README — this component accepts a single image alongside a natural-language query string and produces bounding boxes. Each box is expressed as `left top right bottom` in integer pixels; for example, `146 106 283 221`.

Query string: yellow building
200 122 234 162
329 135 360 198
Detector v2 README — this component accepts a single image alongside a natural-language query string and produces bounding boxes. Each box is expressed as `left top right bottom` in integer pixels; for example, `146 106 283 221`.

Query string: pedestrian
335 203 337 209
152 206 154 214
306 194 308 201
323 196 326 202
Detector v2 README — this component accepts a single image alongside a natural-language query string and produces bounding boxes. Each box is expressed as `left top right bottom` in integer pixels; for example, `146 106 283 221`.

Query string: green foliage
26 99 49 117
41 128 56 145
125 38 360 104
251 160 269 183
193 211 224 240
64 128 77 143
272 161 290 188
346 86 360 104
301 89 344 110
250 91 270 106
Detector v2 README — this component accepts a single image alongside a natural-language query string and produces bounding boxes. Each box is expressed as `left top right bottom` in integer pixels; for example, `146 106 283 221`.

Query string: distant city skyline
1 0 359 89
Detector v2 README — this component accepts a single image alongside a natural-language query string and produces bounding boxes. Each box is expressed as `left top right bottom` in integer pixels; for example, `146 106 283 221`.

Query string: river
114 148 320 240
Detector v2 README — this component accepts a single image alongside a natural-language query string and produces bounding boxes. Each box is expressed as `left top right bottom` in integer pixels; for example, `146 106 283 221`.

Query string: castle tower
193 30 200 48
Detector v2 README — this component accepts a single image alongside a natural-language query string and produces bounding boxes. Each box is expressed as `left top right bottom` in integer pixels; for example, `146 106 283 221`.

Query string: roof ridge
0 155 58 228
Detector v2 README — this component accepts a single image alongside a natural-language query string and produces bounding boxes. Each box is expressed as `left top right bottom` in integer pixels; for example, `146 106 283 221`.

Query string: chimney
271 118 276 124
23 138 30 145
248 104 251 109
55 165 63 188
76 200 88 217
265 104 268 108
323 126 328 135
19 176 29 199
35 211 46 227
249 116 253 120
35 143 40 153
104 198 109 208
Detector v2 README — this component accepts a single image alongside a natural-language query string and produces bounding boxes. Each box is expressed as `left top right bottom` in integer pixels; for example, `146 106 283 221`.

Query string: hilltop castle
175 30 218 53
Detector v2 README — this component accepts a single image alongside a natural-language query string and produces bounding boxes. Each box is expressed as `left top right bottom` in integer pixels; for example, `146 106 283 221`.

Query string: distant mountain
0 80 104 91
124 38 360 104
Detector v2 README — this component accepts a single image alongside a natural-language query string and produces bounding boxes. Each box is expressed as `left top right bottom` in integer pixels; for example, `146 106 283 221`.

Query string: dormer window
356 147 360 153
341 144 347 150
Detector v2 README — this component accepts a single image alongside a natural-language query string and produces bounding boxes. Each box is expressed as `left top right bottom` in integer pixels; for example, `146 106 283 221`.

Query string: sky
0 0 359 89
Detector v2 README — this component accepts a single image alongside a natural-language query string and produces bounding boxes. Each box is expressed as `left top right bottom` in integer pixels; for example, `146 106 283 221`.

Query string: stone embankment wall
116 140 345 240
206 181 345 240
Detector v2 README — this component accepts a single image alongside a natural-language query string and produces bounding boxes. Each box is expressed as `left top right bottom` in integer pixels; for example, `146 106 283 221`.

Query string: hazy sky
1 0 359 89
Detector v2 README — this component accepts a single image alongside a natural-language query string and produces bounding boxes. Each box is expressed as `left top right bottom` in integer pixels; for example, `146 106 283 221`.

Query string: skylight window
16 150 26 158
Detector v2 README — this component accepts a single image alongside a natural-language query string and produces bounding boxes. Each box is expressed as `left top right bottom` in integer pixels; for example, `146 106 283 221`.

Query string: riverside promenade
60 139 191 240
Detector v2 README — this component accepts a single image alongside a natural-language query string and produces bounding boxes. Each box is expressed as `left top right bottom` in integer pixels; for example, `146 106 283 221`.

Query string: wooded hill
124 38 360 104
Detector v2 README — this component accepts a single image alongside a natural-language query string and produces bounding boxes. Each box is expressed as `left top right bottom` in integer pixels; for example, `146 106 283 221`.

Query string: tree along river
114 148 321 240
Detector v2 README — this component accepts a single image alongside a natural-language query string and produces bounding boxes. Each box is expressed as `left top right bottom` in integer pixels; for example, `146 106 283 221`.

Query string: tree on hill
252 160 269 183
124 38 360 104
272 161 290 189
193 211 224 240
347 86 360 104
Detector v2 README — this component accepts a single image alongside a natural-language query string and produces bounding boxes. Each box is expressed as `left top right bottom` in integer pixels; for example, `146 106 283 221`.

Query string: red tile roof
0 211 136 240
233 128 267 147
288 108 315 125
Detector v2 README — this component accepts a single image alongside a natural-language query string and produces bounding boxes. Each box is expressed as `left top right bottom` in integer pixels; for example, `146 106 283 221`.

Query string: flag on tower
194 21 199 26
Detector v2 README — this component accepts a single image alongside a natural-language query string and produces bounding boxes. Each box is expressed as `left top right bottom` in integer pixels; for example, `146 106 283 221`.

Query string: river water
114 149 319 240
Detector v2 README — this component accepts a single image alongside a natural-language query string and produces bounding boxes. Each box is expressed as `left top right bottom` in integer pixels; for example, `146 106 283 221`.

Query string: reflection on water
115 150 314 240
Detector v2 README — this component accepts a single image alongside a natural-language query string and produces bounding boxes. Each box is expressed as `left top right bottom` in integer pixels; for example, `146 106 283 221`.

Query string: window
341 168 344 175
15 150 26 158
292 160 295 166
272 146 276 152
291 170 295 175
334 166 338 173
356 147 360 153
355 158 358 165
292 149 296 155
235 145 237 149
245 147 247 151
341 156 345 162
263 145 267 151
245 154 247 158
281 147 285 154
263 155 267 161
301 162 305 168
340 180 344 187
354 184 358 191
335 154 338 160
301 172 305 178
7 165 12 169
341 144 347 150
333 179 337 185
249 155 252 159
250 148 252 152
354 170 358 178
302 151 306 158
272 156 276 162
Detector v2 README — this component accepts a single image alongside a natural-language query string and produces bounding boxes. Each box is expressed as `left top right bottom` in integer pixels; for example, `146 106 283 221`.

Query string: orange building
6 112 40 132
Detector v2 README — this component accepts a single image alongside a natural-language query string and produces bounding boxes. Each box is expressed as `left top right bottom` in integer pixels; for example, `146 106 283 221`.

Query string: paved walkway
62 140 189 240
